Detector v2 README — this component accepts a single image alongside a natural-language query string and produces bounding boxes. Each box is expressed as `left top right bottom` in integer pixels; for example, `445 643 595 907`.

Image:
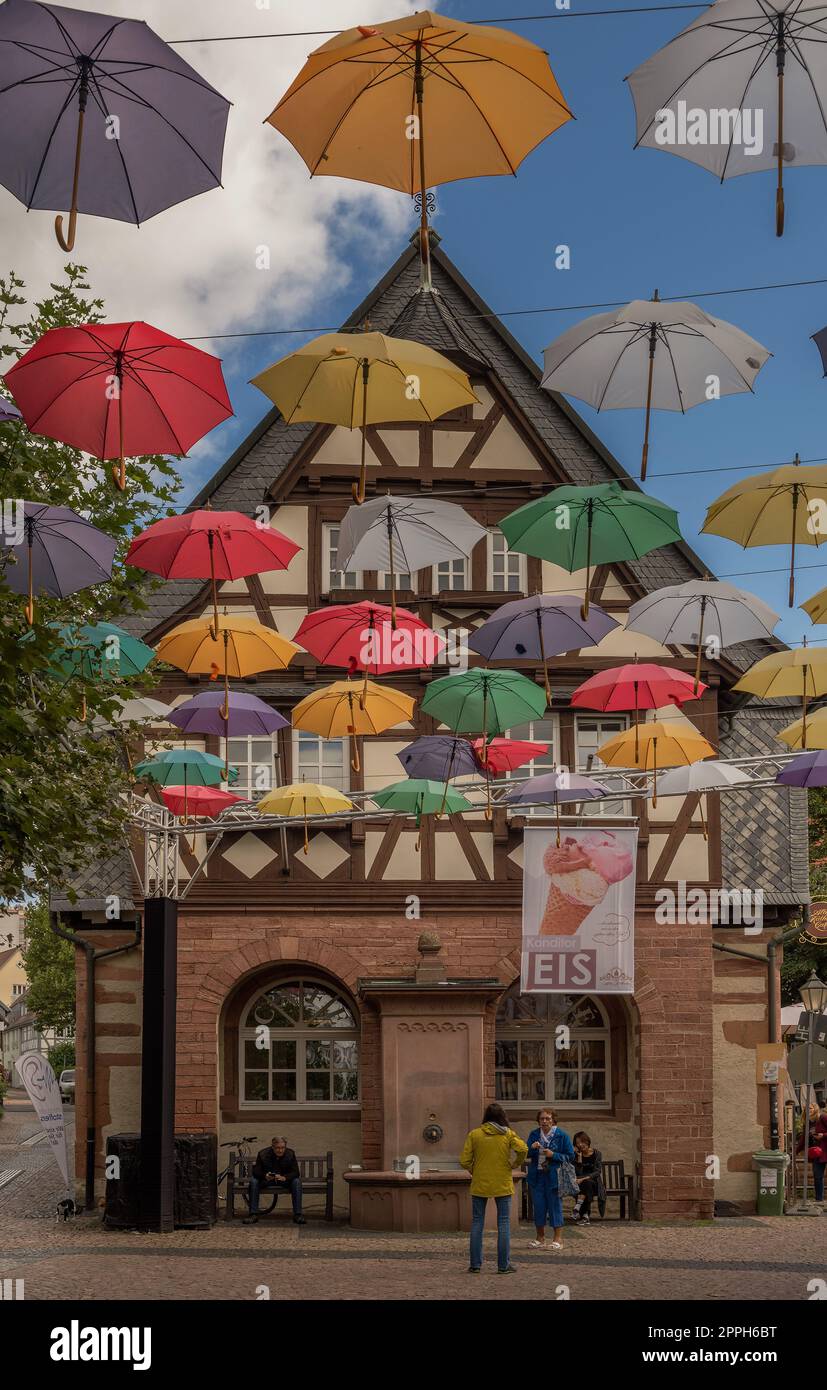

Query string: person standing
460 1103 528 1274
526 1107 575 1250
571 1131 605 1224
796 1102 827 1203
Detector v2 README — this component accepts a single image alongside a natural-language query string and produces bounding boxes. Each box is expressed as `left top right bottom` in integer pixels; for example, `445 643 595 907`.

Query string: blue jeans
470 1195 511 1271
249 1174 303 1216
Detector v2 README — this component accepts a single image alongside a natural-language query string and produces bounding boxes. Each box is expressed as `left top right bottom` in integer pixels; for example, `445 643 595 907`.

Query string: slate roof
58 233 806 913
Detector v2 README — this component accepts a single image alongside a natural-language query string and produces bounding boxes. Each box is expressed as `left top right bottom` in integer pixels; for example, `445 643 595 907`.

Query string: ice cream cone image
540 842 612 936
540 877 603 935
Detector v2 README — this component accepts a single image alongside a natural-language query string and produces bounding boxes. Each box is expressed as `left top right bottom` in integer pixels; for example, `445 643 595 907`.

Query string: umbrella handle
641 329 657 482
351 734 360 773
415 44 432 292
776 60 785 238
55 95 87 253
351 362 370 504
537 612 552 706
652 738 657 809
789 483 799 608
580 501 593 622
694 600 706 694
304 804 309 855
208 533 219 641
111 369 126 490
25 539 33 626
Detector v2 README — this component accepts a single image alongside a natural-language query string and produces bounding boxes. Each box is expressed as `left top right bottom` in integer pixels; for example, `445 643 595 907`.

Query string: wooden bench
521 1157 636 1222
225 1151 334 1222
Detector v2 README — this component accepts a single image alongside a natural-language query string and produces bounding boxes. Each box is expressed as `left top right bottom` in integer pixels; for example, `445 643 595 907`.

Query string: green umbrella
134 747 239 788
55 621 155 680
370 778 472 850
500 481 682 618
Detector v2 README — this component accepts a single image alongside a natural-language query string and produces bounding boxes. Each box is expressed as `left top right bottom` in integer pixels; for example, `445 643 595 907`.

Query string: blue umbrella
397 735 478 782
468 594 619 703
504 769 611 845
776 751 827 788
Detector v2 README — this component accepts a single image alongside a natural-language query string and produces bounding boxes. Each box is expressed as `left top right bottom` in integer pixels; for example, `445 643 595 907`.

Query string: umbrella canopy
251 331 477 504
57 620 154 679
801 585 827 624
541 294 769 479
504 769 610 844
468 594 619 702
626 0 827 235
398 734 478 781
571 662 707 760
371 778 472 847
295 602 444 675
267 10 572 282
257 782 353 853
4 321 233 490
0 0 230 250
134 747 238 788
292 679 415 773
162 784 246 818
655 758 752 840
0 500 115 623
777 750 827 787
126 509 299 636
421 667 547 737
702 456 827 606
596 719 715 806
625 579 780 689
500 481 683 619
167 691 288 739
778 709 827 750
0 399 21 422
336 494 487 612
473 737 550 774
93 696 171 732
733 642 827 742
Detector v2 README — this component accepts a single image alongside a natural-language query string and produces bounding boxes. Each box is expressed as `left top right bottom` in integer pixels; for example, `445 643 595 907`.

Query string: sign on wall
521 828 638 994
14 1050 71 1196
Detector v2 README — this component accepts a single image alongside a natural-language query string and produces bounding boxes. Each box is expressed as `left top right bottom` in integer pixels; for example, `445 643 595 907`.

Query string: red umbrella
473 737 549 774
571 661 707 760
3 321 233 490
296 601 445 676
162 785 246 818
126 508 300 639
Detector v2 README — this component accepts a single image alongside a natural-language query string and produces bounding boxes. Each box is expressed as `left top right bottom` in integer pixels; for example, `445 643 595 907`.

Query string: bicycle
217 1135 278 1217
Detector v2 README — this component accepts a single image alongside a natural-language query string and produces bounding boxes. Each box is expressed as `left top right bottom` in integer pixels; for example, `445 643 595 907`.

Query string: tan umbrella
734 641 827 746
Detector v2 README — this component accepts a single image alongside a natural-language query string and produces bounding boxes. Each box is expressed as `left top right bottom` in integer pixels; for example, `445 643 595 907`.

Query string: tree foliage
20 901 76 1032
780 786 827 1005
0 264 181 903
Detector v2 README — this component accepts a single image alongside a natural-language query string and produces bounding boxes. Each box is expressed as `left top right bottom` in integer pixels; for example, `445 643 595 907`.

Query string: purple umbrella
467 595 619 703
0 0 231 251
0 399 21 423
398 735 478 783
776 752 827 788
504 770 611 845
0 500 116 624
168 691 288 738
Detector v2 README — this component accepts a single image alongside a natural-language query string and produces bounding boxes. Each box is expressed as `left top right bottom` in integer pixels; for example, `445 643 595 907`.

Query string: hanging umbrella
4 321 233 490
596 719 715 807
503 769 611 846
97 696 171 728
161 784 247 818
167 690 288 782
370 777 472 851
0 0 230 251
292 678 415 774
702 456 827 607
801 585 827 624
0 400 21 422
500 481 683 620
335 495 487 618
733 640 827 744
541 294 769 480
654 760 752 840
468 594 619 703
257 782 353 854
571 661 708 761
134 747 238 788
251 331 477 504
398 734 478 781
267 10 572 284
295 603 444 692
626 0 827 236
56 620 154 679
126 508 299 638
625 579 780 691
777 750 827 787
0 500 115 623
778 708 827 750
473 737 550 774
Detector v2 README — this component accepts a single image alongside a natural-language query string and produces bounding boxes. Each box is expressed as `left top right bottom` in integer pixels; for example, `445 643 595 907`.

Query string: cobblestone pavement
2 1092 824 1302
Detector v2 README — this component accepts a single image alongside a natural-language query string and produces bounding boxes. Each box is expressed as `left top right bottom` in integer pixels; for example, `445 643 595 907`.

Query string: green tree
0 265 181 903
20 901 75 1032
780 786 827 1004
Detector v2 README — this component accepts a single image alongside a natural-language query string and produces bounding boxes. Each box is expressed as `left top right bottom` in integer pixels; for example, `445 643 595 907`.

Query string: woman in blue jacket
526 1107 575 1250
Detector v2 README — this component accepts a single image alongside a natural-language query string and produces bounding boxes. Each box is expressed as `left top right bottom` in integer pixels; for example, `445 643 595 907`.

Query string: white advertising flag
521 827 638 994
14 1051 70 1192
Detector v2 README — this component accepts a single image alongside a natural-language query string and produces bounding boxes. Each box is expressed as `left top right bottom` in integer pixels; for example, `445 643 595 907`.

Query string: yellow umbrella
702 456 827 607
597 719 715 808
802 586 827 625
257 782 353 854
778 709 827 750
266 10 572 285
291 678 415 773
733 641 827 746
251 330 477 504
156 614 299 775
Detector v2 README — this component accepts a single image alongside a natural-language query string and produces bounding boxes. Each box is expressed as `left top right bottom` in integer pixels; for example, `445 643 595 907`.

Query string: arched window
239 978 359 1107
495 986 610 1108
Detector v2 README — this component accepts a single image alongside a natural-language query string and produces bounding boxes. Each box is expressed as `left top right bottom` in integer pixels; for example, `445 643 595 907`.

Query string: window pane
302 985 335 1023
305 1039 331 1069
580 1040 606 1066
555 1043 579 1069
244 1072 268 1102
495 1040 518 1069
334 1071 358 1101
271 1040 296 1069
520 1072 546 1101
568 997 604 1028
272 1073 297 1101
496 1072 518 1101
244 1040 270 1068
581 1071 606 1100
497 993 547 1025
306 1071 331 1101
554 1070 578 1101
269 985 301 1025
520 1039 546 1069
333 1041 358 1070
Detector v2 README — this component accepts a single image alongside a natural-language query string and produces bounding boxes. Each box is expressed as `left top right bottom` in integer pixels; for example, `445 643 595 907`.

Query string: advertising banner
14 1050 70 1193
521 827 638 994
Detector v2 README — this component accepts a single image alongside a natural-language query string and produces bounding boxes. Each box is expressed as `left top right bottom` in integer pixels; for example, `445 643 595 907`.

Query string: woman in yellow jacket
460 1103 529 1274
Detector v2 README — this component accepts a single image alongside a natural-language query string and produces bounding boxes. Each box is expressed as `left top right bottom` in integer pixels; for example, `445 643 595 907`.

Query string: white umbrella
627 0 827 236
336 494 487 620
624 579 780 689
541 294 769 479
94 696 171 731
655 759 752 838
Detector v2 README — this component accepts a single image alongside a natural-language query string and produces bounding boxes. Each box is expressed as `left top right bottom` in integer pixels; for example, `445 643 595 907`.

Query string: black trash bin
104 1132 217 1229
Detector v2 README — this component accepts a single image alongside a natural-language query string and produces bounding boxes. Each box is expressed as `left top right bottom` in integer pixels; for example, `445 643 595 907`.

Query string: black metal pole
139 896 178 1232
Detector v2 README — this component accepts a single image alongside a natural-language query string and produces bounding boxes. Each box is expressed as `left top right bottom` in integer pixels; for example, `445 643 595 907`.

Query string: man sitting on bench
243 1136 306 1225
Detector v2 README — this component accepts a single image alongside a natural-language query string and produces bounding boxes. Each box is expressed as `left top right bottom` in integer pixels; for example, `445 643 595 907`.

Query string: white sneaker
581 1215 590 1225
528 1239 546 1249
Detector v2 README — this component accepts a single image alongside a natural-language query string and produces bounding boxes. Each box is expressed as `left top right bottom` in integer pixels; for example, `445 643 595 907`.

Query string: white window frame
487 529 527 594
575 714 630 817
239 977 360 1109
431 556 470 593
226 734 278 798
494 990 611 1109
377 567 413 592
324 523 362 592
291 729 349 793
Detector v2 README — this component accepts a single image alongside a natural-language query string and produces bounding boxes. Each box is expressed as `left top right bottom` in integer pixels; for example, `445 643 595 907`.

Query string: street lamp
796 971 827 1214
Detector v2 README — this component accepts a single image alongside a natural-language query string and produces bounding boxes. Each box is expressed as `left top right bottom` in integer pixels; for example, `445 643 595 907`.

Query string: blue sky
193 1 827 648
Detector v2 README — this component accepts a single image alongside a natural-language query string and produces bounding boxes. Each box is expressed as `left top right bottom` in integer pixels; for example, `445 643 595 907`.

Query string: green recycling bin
751 1149 789 1215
